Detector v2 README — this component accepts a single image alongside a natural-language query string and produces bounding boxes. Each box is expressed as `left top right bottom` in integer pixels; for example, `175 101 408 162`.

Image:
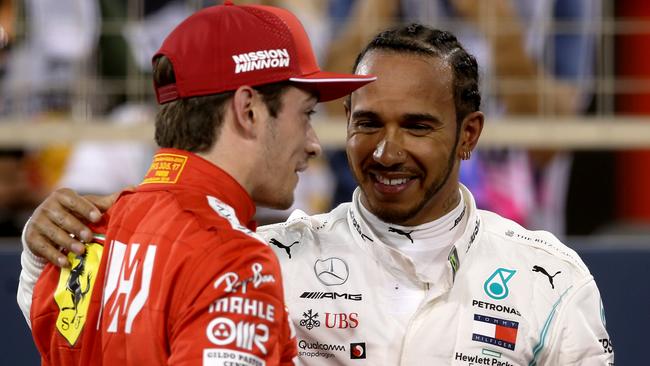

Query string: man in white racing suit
260 185 613 365
18 23 614 365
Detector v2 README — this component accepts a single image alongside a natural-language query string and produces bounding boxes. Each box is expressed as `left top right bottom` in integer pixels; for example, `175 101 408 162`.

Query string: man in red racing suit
31 149 296 365
25 2 374 365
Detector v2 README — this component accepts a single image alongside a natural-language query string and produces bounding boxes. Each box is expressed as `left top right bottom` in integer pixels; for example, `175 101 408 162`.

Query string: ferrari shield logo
54 242 103 345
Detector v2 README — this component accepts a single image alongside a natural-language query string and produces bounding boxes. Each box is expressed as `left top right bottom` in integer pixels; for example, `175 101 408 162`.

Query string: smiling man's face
346 50 463 225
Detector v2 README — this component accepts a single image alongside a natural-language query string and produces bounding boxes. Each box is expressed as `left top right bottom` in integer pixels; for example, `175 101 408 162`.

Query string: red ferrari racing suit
30 148 297 365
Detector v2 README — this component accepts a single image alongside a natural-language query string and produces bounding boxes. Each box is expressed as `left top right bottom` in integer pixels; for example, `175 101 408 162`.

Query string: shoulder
257 203 351 259
258 203 350 239
113 190 266 259
478 210 590 276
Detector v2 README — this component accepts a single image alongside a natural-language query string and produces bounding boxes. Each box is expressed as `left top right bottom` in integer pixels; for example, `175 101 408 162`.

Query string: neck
383 180 463 226
360 188 465 235
197 128 258 197
358 188 467 274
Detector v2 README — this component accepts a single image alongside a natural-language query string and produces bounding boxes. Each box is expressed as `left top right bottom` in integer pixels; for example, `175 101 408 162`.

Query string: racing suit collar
450 184 484 278
347 184 483 288
137 148 256 229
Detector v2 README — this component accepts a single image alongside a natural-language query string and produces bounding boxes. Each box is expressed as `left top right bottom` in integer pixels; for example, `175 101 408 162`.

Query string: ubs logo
300 309 321 330
326 312 359 329
314 257 349 286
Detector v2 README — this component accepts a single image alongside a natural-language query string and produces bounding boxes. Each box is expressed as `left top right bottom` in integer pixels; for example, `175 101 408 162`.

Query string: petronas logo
483 268 516 300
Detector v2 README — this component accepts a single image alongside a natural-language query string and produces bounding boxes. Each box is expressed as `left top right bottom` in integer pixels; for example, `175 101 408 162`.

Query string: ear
231 86 264 138
457 111 484 158
344 96 351 125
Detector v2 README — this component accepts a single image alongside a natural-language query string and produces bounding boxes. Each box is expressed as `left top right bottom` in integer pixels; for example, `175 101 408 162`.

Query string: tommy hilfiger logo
471 314 519 350
232 49 290 73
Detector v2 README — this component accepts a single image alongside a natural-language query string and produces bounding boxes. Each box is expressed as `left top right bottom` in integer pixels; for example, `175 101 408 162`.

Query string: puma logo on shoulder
532 265 561 289
269 238 299 258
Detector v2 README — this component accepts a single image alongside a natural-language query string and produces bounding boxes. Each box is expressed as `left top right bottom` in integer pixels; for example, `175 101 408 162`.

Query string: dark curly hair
352 23 481 126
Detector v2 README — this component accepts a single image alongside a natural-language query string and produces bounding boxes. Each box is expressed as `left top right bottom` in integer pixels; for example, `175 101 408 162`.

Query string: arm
541 278 615 365
168 239 296 365
16 188 120 327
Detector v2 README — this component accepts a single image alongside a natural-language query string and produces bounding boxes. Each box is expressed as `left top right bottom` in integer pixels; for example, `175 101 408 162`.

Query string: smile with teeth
374 174 411 186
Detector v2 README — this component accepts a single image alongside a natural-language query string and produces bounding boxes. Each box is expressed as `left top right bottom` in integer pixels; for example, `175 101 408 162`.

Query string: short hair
352 23 481 125
153 56 291 153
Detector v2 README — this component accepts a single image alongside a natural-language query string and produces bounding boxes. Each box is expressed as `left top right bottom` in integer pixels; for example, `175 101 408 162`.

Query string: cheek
411 132 455 153
346 135 374 164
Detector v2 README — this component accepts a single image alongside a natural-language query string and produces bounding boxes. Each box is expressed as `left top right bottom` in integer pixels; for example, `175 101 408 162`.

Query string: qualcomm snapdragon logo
483 268 516 300
232 49 290 74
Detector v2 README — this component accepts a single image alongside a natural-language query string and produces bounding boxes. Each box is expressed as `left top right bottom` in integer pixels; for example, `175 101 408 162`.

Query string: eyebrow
350 110 443 126
401 113 443 126
350 110 381 121
297 91 317 105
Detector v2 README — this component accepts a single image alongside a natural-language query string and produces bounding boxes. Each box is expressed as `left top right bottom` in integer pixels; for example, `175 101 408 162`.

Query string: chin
262 195 294 210
371 206 418 225
365 198 420 225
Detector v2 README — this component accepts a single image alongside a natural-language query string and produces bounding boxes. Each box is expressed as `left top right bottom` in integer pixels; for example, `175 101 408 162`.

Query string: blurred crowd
0 0 619 237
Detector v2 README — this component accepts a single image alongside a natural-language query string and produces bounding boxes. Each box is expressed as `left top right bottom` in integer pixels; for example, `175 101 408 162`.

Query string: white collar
347 184 484 288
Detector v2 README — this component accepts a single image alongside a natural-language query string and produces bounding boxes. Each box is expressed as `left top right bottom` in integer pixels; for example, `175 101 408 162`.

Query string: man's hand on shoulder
24 187 123 267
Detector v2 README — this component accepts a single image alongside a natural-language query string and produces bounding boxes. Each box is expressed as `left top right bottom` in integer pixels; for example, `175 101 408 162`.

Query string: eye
409 124 431 130
303 108 316 123
405 123 434 135
351 120 382 131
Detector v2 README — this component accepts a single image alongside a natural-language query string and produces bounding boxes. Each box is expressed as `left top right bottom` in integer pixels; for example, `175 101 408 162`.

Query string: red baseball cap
153 1 376 104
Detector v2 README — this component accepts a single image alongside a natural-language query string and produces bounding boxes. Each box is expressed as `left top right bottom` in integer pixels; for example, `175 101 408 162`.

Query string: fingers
24 219 76 268
55 188 103 224
41 201 93 248
24 188 100 267
85 188 123 213
23 187 119 268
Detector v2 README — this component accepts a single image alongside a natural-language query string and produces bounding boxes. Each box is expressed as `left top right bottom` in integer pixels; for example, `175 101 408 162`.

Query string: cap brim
289 71 376 102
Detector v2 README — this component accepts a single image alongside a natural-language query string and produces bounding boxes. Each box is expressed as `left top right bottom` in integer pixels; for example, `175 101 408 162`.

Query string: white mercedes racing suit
18 185 614 365
258 185 615 365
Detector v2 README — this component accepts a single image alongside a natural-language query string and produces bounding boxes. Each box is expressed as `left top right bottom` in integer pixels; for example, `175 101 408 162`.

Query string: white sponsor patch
208 296 275 322
203 348 266 366
101 241 156 334
213 262 276 295
232 49 290 74
206 317 269 355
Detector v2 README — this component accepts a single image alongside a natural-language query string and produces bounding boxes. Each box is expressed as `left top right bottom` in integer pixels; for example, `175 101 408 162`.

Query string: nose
306 123 322 159
372 138 406 166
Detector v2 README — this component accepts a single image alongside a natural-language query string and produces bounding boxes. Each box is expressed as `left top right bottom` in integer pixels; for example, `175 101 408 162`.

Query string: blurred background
0 0 647 364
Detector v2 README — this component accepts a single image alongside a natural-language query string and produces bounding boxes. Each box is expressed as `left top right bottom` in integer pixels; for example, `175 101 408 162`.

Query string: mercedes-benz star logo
314 257 349 286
